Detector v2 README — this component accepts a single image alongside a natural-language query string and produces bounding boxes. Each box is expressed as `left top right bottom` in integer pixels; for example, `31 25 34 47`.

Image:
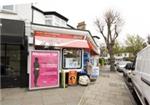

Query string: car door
131 53 143 98
141 47 150 105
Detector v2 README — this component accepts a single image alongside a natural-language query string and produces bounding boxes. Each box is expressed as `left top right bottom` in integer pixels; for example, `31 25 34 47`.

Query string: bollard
61 70 66 88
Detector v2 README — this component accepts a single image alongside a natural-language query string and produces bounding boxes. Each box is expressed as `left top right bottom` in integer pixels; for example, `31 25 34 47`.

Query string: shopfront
28 24 99 89
0 19 28 88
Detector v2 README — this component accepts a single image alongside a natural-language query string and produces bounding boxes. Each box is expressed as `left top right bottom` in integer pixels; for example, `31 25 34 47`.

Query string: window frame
1 5 16 13
45 19 52 25
62 48 82 69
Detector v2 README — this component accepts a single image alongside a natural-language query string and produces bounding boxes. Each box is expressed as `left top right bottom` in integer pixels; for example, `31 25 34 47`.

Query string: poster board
91 67 100 79
68 71 77 86
29 50 59 90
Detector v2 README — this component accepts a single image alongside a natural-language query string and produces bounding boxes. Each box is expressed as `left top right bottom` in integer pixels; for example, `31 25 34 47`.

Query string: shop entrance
1 44 25 88
0 19 28 88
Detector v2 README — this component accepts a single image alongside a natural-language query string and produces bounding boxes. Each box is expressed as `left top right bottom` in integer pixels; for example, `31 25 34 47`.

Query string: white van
131 45 150 105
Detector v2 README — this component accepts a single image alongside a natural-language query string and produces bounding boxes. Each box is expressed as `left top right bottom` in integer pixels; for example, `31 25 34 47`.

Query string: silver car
123 63 134 82
115 61 131 72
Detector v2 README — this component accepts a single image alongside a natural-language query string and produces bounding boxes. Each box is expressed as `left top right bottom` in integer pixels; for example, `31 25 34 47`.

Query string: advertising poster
91 67 100 79
68 71 77 86
29 50 59 90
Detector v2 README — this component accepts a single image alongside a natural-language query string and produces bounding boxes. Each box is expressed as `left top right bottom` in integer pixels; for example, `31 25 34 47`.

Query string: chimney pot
77 21 86 30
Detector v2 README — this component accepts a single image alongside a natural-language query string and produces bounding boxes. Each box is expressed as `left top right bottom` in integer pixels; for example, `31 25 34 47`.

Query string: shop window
62 48 82 69
1 44 20 76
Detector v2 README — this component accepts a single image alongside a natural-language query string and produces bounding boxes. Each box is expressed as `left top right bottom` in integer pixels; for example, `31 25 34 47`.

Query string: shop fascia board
31 24 88 37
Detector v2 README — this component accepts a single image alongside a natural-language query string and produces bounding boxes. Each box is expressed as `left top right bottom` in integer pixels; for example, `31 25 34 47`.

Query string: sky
1 0 150 45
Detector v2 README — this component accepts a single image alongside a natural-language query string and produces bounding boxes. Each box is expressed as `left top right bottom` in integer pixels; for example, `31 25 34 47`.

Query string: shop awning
88 41 100 55
35 36 89 48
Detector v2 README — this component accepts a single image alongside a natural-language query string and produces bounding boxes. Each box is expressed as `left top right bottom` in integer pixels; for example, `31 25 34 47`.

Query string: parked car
131 46 150 105
115 61 131 72
122 63 135 82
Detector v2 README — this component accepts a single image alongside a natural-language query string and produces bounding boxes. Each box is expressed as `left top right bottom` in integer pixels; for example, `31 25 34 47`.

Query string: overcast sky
1 0 150 44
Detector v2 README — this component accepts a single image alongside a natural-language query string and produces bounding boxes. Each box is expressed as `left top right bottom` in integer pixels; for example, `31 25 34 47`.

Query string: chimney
77 21 86 30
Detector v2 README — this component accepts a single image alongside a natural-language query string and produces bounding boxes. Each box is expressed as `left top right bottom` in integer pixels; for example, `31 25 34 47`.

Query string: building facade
0 3 100 89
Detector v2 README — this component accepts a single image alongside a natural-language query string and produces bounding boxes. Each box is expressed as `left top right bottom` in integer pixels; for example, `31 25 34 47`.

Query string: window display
62 48 82 69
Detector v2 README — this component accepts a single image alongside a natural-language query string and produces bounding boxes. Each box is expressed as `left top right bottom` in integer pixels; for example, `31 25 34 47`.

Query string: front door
1 44 21 88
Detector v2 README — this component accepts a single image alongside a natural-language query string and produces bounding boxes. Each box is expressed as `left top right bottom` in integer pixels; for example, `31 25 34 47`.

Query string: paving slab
0 85 86 105
78 70 136 105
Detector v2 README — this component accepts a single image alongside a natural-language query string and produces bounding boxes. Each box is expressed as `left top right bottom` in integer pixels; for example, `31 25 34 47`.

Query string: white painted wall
104 52 130 60
33 9 45 24
0 3 32 22
53 15 67 27
15 3 32 22
45 15 67 27
0 3 68 28
0 3 33 38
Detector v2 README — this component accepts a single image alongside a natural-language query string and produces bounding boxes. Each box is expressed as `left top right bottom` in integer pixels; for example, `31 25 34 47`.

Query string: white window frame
0 5 16 13
62 48 82 69
45 19 52 25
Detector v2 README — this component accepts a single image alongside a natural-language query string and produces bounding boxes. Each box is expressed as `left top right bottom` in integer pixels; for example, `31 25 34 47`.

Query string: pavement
78 66 137 105
1 85 86 105
0 65 136 105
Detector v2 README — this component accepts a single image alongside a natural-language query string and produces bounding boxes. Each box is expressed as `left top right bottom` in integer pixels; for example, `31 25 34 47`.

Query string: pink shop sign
29 50 59 90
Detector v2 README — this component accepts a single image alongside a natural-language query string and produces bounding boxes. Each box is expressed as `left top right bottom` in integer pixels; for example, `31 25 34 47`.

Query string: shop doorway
1 44 27 88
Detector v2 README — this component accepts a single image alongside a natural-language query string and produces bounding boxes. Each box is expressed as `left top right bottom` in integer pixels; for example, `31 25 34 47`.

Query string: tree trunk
108 45 115 71
109 53 115 71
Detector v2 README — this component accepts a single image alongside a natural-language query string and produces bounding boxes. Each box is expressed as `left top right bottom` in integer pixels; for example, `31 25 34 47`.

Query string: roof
67 24 75 29
31 6 68 22
32 6 44 13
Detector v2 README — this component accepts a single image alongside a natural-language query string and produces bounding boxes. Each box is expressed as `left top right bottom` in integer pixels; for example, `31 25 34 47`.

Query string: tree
113 41 124 55
95 9 124 71
99 43 108 57
125 34 144 56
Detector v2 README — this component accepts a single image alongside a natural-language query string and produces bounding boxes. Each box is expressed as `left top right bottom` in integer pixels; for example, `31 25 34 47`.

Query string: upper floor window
45 20 52 25
3 5 14 10
45 15 52 19
0 5 15 13
2 5 14 11
61 20 66 26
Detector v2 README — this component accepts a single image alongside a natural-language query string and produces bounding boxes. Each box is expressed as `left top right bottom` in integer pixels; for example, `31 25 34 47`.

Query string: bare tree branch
113 25 118 40
95 19 107 42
